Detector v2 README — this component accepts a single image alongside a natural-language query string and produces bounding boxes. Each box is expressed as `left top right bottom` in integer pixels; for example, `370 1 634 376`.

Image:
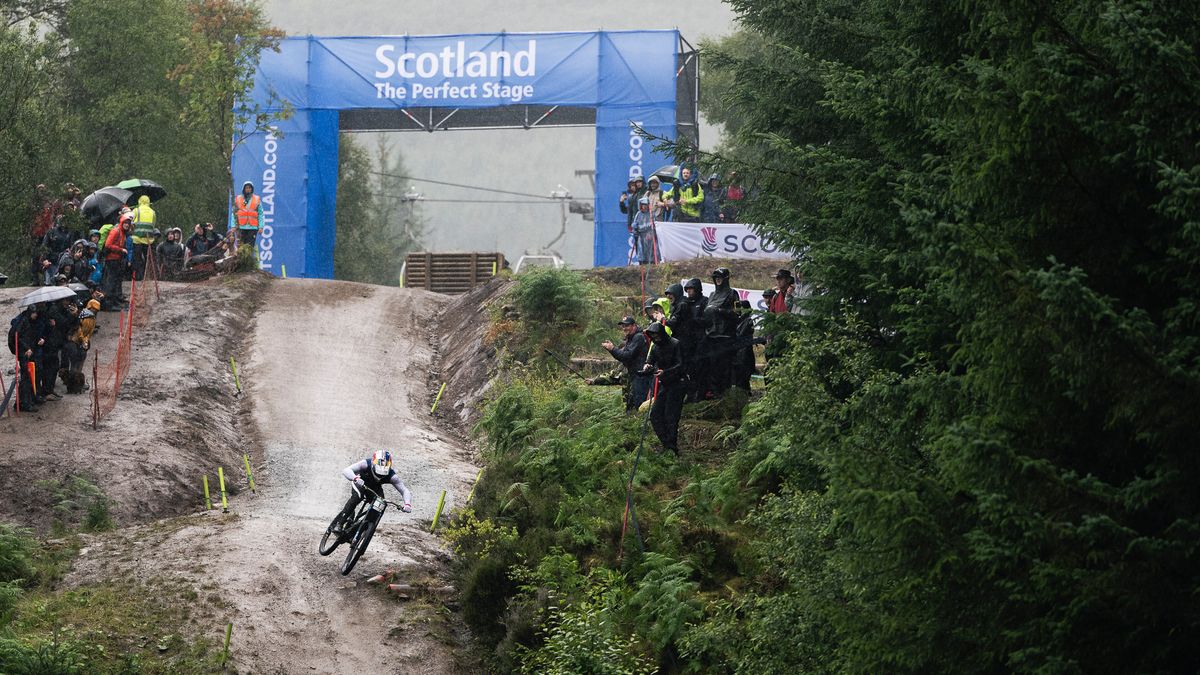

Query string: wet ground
61 278 481 673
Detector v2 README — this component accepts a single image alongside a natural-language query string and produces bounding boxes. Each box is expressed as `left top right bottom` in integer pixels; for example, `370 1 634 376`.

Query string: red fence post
12 332 18 418
92 351 99 430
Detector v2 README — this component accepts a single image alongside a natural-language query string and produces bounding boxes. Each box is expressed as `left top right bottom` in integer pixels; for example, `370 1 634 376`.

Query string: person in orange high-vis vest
234 181 263 249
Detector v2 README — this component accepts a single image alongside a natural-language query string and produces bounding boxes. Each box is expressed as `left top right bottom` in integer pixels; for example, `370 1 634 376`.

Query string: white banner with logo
655 222 790 262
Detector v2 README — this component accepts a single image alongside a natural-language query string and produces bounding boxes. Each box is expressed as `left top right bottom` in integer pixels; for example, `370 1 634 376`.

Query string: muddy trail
65 278 481 674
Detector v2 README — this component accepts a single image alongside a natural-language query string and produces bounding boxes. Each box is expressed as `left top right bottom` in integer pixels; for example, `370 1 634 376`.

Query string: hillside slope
49 278 480 673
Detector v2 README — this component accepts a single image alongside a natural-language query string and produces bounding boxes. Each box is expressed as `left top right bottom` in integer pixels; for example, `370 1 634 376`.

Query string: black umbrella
81 187 134 225
116 178 167 203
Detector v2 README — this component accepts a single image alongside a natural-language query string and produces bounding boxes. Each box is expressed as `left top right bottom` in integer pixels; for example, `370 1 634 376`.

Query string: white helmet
370 450 393 478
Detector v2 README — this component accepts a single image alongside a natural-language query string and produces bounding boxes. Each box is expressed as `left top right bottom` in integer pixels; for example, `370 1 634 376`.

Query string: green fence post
430 489 447 532
220 622 232 666
217 467 229 512
243 454 256 493
229 357 241 394
466 469 483 504
431 382 447 413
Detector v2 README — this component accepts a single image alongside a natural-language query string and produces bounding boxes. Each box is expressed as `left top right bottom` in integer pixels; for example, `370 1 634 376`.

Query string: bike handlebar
352 484 409 512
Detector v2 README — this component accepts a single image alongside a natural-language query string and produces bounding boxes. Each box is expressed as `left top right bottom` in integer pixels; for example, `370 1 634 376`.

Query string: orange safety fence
91 246 161 428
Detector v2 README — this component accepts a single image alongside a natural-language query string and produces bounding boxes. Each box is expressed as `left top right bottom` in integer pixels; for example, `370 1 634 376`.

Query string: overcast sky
260 0 738 268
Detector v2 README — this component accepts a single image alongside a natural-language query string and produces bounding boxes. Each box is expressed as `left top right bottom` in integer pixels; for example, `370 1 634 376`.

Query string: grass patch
2 520 222 674
9 578 225 674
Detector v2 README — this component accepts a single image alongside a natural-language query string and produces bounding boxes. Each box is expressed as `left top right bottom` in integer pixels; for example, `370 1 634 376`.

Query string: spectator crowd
23 183 242 303
7 285 102 413
618 167 749 265
8 180 255 414
588 265 804 454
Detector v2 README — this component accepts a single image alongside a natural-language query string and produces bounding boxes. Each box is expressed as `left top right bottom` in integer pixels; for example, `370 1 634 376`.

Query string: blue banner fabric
233 30 681 277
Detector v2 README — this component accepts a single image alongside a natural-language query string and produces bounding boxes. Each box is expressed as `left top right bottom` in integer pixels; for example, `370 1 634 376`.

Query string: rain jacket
700 180 722 222
606 330 649 377
705 283 738 336
666 284 703 345
13 311 44 360
71 309 97 350
674 181 704 220
651 297 673 336
42 224 73 258
645 335 685 385
43 302 75 351
643 185 667 220
131 195 157 244
55 249 84 281
156 236 186 275
104 222 128 262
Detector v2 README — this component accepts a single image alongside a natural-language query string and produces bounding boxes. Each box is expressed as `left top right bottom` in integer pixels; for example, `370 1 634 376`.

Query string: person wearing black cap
641 321 685 453
761 288 776 311
673 278 708 401
587 315 651 411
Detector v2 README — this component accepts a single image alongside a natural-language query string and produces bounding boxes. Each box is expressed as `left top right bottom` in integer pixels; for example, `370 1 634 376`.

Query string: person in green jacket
670 167 705 223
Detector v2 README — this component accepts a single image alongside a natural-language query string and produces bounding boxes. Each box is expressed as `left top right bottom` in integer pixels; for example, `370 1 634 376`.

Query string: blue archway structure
232 30 696 278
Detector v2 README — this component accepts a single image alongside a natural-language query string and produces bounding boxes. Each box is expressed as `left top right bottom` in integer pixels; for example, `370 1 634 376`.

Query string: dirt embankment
61 278 482 674
0 274 270 528
432 276 513 431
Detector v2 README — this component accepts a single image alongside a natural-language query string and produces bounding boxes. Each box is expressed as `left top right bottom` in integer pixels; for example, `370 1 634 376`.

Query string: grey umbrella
18 285 77 308
81 187 134 225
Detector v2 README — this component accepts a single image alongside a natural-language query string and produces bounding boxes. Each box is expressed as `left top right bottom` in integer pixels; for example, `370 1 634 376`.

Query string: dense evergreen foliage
459 1 1200 672
685 0 1200 670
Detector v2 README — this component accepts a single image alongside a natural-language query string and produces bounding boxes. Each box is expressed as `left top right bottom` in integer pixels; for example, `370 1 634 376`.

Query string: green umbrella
116 178 167 204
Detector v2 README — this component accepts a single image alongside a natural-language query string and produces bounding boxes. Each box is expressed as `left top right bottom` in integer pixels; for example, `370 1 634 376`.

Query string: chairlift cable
370 170 593 201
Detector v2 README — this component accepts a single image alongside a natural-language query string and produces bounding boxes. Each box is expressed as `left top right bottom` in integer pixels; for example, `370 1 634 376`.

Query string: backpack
7 316 21 355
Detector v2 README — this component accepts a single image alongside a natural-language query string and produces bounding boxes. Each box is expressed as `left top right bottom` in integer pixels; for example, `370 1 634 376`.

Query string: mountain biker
333 451 412 533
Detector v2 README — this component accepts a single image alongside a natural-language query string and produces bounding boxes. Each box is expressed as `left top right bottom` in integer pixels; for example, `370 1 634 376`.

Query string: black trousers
335 487 377 527
132 243 149 280
239 229 257 248
16 357 36 409
31 253 43 286
650 383 685 451
680 339 703 401
732 347 755 391
700 335 733 396
101 261 125 306
40 349 60 395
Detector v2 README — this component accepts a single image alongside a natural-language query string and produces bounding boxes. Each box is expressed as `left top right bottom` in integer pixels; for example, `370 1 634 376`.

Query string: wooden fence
402 252 505 294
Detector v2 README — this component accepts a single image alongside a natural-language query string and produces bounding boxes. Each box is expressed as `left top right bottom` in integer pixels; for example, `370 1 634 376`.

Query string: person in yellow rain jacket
130 194 157 280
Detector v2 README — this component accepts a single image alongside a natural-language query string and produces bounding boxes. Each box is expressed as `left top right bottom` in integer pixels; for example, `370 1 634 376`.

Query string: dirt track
66 278 480 673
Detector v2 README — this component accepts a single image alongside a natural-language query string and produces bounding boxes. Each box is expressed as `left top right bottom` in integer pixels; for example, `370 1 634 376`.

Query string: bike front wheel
339 518 378 576
319 512 347 556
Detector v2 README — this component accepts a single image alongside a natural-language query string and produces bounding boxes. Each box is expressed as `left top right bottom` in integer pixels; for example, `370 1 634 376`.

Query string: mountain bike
318 485 405 575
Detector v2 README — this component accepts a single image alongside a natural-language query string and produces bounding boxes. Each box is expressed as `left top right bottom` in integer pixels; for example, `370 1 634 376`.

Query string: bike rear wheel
339 518 378 576
318 512 349 556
